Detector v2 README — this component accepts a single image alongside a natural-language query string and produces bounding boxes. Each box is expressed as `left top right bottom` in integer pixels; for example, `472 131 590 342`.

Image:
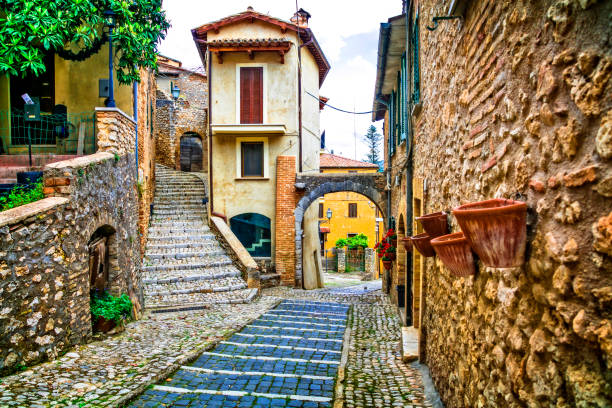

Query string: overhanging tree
0 0 170 84
363 125 382 165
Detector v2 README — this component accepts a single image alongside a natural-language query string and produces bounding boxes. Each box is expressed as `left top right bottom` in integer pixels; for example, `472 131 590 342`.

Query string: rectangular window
411 8 420 105
319 203 324 218
240 67 263 124
348 203 357 218
241 142 264 177
347 233 357 238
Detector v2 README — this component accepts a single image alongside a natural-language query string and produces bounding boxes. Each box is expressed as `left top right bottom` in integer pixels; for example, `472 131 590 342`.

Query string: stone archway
293 173 387 288
179 132 203 172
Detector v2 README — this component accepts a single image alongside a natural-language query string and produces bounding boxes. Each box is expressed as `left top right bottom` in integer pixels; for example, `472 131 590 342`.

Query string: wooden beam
214 51 223 64
279 50 285 64
248 49 254 60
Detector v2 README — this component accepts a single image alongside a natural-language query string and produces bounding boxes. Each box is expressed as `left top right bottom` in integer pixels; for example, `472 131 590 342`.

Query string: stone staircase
143 165 257 312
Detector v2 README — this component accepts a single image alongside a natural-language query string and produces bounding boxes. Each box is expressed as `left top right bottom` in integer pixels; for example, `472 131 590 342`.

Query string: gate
346 248 365 272
180 134 203 172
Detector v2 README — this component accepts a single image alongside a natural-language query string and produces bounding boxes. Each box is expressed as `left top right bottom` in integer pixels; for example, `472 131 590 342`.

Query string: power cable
306 91 375 115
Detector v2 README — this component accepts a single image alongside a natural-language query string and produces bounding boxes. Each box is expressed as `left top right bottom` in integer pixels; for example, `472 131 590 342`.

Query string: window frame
236 63 267 124
235 136 269 179
348 203 358 218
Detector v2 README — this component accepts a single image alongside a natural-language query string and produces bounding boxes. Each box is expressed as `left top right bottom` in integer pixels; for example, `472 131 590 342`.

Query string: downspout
404 1 414 327
207 49 214 216
133 81 138 176
296 31 313 173
376 95 392 228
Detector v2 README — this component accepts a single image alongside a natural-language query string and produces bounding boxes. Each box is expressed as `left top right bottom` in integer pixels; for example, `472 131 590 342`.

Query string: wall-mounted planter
411 233 435 257
431 232 475 277
453 198 527 268
401 237 413 252
416 211 449 238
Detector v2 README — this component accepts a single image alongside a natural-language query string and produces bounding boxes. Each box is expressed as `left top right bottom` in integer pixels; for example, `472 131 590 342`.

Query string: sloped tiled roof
320 153 379 169
207 38 292 48
191 8 330 86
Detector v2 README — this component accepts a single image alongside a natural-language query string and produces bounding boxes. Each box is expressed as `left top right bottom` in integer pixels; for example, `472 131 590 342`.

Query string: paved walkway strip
128 299 349 408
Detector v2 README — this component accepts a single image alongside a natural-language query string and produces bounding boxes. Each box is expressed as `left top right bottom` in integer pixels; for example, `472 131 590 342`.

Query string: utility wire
306 91 375 115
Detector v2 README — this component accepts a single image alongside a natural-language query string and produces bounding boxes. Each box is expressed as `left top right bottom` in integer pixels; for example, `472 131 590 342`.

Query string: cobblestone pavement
0 284 435 408
129 300 349 408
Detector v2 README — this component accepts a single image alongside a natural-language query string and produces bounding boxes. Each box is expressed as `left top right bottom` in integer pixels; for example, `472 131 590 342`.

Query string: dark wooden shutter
240 67 263 124
349 203 357 218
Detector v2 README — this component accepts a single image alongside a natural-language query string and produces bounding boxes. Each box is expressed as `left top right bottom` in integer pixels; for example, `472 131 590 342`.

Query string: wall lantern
171 84 181 100
104 9 117 108
326 208 332 221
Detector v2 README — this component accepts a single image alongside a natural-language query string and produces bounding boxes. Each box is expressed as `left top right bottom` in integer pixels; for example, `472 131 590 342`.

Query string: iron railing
0 109 96 155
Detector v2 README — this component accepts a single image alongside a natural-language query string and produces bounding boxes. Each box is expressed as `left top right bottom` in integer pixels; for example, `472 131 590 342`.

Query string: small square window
241 142 264 177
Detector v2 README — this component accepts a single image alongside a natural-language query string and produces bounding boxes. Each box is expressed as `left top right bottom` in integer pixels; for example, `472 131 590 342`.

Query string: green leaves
0 0 170 84
90 291 133 323
0 179 44 211
335 234 369 249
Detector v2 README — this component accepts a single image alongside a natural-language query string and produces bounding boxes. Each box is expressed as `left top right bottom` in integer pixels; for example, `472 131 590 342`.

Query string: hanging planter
431 232 475 277
385 246 396 261
401 237 413 252
410 233 435 257
453 198 527 268
382 258 393 271
416 211 448 238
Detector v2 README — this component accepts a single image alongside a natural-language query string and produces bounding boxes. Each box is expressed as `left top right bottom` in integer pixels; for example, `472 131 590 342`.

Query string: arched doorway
180 133 203 172
88 225 117 293
230 213 272 257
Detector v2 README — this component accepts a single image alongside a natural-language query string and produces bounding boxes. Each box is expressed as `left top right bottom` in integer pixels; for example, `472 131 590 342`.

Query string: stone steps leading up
142 164 254 311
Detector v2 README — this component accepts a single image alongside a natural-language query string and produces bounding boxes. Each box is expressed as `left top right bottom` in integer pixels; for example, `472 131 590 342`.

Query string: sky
158 0 401 162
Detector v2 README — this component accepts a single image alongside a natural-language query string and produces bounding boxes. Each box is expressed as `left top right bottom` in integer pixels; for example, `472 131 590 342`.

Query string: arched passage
180 132 203 172
230 213 272 257
294 180 387 288
88 225 118 294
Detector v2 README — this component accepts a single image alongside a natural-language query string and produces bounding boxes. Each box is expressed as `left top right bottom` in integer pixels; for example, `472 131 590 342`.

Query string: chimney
290 8 311 27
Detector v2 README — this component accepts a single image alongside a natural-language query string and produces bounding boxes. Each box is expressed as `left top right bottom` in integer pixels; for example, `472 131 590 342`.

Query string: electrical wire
306 91 375 115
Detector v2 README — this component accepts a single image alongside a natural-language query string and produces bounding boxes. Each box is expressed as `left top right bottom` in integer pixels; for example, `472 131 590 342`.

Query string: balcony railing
0 109 96 155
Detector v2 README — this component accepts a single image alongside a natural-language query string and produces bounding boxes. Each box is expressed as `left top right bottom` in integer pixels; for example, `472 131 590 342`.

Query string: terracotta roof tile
207 38 292 48
320 153 379 169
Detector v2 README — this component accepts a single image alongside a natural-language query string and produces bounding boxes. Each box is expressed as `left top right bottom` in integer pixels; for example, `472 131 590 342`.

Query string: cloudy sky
158 0 401 161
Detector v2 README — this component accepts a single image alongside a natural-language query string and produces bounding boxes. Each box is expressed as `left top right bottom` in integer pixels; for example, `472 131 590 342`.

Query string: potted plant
382 256 393 271
410 233 435 257
385 245 396 261
430 232 475 277
416 211 448 238
90 290 133 333
401 237 413 252
452 198 527 267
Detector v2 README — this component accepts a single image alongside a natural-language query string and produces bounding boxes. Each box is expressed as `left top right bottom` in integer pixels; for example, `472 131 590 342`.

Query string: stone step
144 276 248 296
144 252 229 265
144 250 226 260
260 273 281 288
143 269 241 285
146 288 258 311
147 226 211 234
142 265 242 282
146 234 217 243
145 242 220 252
141 259 233 272
149 220 207 227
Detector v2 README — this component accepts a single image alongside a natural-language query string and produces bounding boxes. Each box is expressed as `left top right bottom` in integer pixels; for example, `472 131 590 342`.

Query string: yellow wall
319 167 380 256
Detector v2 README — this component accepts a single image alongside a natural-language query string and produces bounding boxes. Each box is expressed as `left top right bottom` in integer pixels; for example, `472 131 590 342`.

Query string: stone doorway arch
180 132 203 172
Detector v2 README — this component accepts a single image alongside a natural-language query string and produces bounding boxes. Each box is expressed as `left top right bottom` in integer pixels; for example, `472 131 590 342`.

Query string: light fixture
104 10 117 107
326 208 332 221
171 84 181 100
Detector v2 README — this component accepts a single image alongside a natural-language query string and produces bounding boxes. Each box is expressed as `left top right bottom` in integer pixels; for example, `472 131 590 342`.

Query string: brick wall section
275 156 297 285
95 108 136 155
401 0 612 406
155 72 208 171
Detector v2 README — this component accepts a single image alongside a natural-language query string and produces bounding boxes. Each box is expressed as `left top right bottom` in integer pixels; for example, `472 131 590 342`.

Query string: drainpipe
296 31 313 173
207 49 214 215
376 95 392 229
133 81 138 176
404 1 414 327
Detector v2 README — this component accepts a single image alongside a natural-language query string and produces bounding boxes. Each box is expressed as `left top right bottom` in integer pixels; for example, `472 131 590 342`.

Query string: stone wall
95 108 137 155
0 152 140 376
411 0 612 406
154 71 208 171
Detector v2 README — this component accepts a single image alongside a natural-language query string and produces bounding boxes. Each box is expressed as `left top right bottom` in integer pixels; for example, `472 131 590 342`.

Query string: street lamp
104 10 117 108
326 208 332 221
171 84 181 100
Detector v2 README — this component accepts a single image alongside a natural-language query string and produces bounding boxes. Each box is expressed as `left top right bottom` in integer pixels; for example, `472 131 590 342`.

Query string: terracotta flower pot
391 238 398 247
401 237 413 252
386 252 396 261
93 316 117 333
382 260 393 271
453 198 527 268
410 233 435 257
416 211 448 238
431 232 475 277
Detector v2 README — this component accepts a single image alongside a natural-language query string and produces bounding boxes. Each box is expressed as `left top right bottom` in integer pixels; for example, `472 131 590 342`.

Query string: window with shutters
348 203 358 218
241 142 264 177
239 66 264 124
319 203 324 218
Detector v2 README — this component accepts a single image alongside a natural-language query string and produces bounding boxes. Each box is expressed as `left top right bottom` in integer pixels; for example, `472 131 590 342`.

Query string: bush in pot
90 290 133 333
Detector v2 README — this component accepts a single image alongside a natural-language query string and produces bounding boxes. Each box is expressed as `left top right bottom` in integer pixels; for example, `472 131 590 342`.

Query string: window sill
235 177 270 181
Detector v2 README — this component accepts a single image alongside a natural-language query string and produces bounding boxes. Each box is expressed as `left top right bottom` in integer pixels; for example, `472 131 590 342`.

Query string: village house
191 7 330 289
373 0 612 406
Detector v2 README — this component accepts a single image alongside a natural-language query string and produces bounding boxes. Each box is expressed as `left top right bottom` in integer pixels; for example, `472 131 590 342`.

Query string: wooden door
180 135 203 172
89 236 109 291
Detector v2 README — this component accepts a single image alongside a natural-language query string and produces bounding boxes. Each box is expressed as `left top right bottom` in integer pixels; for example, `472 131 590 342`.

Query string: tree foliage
0 0 170 84
362 125 382 166
335 234 369 249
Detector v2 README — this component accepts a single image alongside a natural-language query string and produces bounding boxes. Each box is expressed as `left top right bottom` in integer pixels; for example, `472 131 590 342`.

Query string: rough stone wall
0 152 140 376
412 0 612 406
137 69 156 253
95 108 137 155
154 72 208 171
274 156 297 286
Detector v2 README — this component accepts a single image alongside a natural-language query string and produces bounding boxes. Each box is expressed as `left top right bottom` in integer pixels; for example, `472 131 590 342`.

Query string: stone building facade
374 0 611 406
0 108 142 375
154 57 208 172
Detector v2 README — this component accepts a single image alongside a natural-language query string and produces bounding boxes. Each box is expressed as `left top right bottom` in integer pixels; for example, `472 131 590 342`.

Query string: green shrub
90 291 133 323
347 233 369 249
0 179 44 211
335 238 348 248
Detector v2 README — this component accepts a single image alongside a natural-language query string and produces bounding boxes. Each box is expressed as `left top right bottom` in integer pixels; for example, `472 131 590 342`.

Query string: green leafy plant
0 179 44 211
90 291 132 323
347 233 368 249
0 1 170 84
335 238 348 248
